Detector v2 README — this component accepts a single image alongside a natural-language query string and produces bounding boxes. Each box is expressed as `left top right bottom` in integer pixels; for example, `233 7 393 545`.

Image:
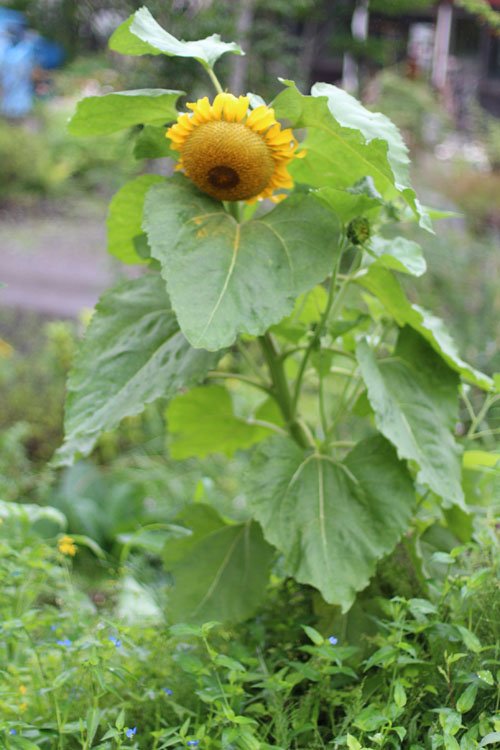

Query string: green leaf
68 89 182 136
463 450 500 471
274 81 431 230
477 669 494 685
314 176 385 225
166 385 273 459
357 265 493 391
455 624 481 653
346 735 362 750
439 709 462 736
143 177 341 350
246 434 415 611
480 733 500 747
109 7 243 68
369 236 426 276
314 185 383 224
134 124 175 159
55 275 219 465
85 707 102 745
107 175 164 264
456 683 478 713
163 504 225 568
0 499 66 529
443 735 460 750
393 681 407 708
168 518 274 623
302 624 325 646
356 328 464 507
353 705 389 732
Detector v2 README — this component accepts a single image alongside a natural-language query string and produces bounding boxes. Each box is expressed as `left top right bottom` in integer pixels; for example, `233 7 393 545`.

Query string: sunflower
166 93 304 203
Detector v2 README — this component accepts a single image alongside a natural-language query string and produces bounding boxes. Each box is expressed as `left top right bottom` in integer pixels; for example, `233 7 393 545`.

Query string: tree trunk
229 0 257 94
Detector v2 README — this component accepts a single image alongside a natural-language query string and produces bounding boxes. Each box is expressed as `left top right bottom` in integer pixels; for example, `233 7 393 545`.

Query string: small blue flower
125 727 137 739
56 638 72 647
162 687 173 695
328 635 338 645
187 741 200 747
50 624 57 632
109 636 122 647
9 729 17 735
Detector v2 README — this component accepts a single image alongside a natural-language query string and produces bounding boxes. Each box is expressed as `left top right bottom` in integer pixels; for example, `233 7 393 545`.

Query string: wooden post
342 0 369 94
432 0 453 90
229 0 256 95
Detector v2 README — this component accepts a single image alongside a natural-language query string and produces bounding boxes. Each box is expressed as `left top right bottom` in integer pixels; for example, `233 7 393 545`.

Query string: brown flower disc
181 120 275 201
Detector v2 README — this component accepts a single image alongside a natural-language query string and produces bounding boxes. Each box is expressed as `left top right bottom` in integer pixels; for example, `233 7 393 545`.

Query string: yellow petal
246 106 277 133
234 95 250 122
187 96 212 123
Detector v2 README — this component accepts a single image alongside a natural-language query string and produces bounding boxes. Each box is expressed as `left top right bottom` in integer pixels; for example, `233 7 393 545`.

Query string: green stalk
258 332 312 449
204 65 224 95
291 238 349 416
206 371 272 395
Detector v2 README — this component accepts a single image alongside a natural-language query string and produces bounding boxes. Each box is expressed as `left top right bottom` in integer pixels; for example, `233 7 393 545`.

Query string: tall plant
57 6 497 623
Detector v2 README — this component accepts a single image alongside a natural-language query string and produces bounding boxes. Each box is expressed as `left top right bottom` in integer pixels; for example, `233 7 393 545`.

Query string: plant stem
205 65 224 94
206 371 272 395
291 238 349 417
258 332 312 449
467 393 500 438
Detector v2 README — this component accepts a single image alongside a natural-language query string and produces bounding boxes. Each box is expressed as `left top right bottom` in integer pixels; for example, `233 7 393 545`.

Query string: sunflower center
208 165 240 190
181 120 275 201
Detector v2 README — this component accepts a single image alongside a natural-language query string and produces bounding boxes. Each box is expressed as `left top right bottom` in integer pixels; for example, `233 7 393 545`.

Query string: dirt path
0 198 117 319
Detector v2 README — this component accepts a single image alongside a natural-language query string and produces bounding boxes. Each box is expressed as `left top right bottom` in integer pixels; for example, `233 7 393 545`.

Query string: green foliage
143 178 341 350
0 507 498 748
370 0 434 15
0 315 75 465
274 81 431 230
357 266 493 390
0 108 139 202
166 385 273 459
167 512 274 623
356 329 463 506
369 70 451 150
57 6 499 628
109 6 243 69
68 89 183 136
455 0 500 31
0 120 65 199
107 174 164 265
247 434 415 610
56 274 220 465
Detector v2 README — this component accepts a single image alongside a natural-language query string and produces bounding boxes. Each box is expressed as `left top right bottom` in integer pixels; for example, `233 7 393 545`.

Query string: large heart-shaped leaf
55 274 219 465
166 385 273 459
247 434 415 611
356 328 464 507
357 265 493 391
68 89 182 136
143 177 340 351
274 81 431 230
109 7 243 68
166 509 274 623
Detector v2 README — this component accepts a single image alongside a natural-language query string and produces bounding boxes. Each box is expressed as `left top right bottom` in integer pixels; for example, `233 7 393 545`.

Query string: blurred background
0 0 499 547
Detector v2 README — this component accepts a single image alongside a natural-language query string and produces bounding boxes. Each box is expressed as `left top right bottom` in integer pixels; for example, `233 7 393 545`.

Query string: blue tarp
0 9 27 28
0 9 64 117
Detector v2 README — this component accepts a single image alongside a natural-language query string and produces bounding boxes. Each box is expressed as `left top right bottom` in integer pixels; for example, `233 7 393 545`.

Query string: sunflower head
166 93 304 203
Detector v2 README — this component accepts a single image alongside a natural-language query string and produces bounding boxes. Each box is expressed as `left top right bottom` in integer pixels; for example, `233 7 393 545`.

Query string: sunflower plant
57 6 497 623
